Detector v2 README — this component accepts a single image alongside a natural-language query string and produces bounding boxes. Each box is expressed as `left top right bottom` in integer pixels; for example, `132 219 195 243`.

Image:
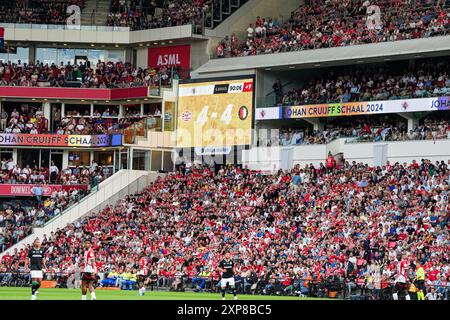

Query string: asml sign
148 45 191 70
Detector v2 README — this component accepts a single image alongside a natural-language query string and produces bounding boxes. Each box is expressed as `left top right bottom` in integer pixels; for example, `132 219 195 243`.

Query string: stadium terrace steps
205 0 302 39
81 0 111 26
0 170 164 258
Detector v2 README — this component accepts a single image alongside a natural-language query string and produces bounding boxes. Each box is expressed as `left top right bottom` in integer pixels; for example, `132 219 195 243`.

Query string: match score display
176 78 254 148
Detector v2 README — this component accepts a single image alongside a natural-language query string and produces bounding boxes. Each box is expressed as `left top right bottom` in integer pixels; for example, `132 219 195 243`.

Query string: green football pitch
0 287 324 300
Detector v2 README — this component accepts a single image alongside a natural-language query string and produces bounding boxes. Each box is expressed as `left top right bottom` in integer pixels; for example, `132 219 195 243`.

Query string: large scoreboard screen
176 78 254 148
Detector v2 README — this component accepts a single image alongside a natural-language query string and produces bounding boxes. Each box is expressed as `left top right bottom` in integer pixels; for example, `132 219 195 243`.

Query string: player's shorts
220 277 235 288
81 272 95 282
394 282 408 291
416 280 425 290
30 270 43 279
149 277 158 284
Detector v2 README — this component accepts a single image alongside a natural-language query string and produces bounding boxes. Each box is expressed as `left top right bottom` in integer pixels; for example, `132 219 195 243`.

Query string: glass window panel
106 50 125 63
151 151 162 171
163 151 174 172
36 48 57 65
87 50 104 63
0 47 29 64
75 49 89 57
57 48 75 66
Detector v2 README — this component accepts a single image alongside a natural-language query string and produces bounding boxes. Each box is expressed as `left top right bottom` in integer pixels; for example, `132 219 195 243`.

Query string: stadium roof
192 36 450 78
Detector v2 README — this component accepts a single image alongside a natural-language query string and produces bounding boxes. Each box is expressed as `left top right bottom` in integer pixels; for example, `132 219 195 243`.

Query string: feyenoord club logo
238 106 249 120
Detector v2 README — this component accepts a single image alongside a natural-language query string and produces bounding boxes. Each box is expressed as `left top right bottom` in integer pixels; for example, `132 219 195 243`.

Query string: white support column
161 102 165 132
398 113 419 132
113 149 116 173
303 118 324 131
12 149 18 165
61 103 66 117
129 148 134 169
90 104 94 116
62 150 69 169
119 104 123 117
140 103 144 116
42 102 51 124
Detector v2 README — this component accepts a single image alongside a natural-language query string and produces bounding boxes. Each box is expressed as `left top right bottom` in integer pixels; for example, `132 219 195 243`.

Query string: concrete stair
81 0 111 26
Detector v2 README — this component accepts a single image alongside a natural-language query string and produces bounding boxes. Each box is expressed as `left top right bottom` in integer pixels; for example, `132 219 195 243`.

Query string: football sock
232 287 237 296
221 288 226 298
91 292 96 300
31 281 39 295
82 295 87 300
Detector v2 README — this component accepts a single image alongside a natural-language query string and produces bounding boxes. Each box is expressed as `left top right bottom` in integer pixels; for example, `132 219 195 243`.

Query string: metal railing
0 23 130 32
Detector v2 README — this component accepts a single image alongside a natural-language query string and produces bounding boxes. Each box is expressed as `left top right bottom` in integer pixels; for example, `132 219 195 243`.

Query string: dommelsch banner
0 184 88 197
148 45 191 70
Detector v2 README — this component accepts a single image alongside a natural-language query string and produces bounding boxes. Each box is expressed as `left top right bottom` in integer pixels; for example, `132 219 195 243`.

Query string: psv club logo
238 106 249 120
182 111 192 122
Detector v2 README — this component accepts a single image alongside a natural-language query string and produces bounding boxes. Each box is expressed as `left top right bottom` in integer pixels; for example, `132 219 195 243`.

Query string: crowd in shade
107 0 210 32
0 160 112 251
1 160 448 298
269 58 450 107
1 107 47 134
215 0 450 58
0 188 84 252
54 116 143 135
0 159 111 186
0 0 85 24
0 105 144 135
271 114 450 146
0 60 179 88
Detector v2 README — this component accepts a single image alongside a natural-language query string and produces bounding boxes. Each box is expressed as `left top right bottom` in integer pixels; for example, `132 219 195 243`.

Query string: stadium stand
107 0 209 31
271 57 450 106
106 0 249 32
1 161 449 298
215 0 450 58
0 60 180 88
0 0 85 25
0 105 144 135
0 160 110 252
268 114 450 146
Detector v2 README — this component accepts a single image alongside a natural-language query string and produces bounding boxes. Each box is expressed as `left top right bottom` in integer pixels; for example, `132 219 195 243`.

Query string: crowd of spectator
272 116 450 146
0 159 110 186
107 0 209 32
216 0 450 58
1 107 47 134
1 159 448 299
0 104 148 135
0 160 112 252
55 115 143 135
0 60 178 88
0 187 85 252
270 58 450 107
0 0 85 25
